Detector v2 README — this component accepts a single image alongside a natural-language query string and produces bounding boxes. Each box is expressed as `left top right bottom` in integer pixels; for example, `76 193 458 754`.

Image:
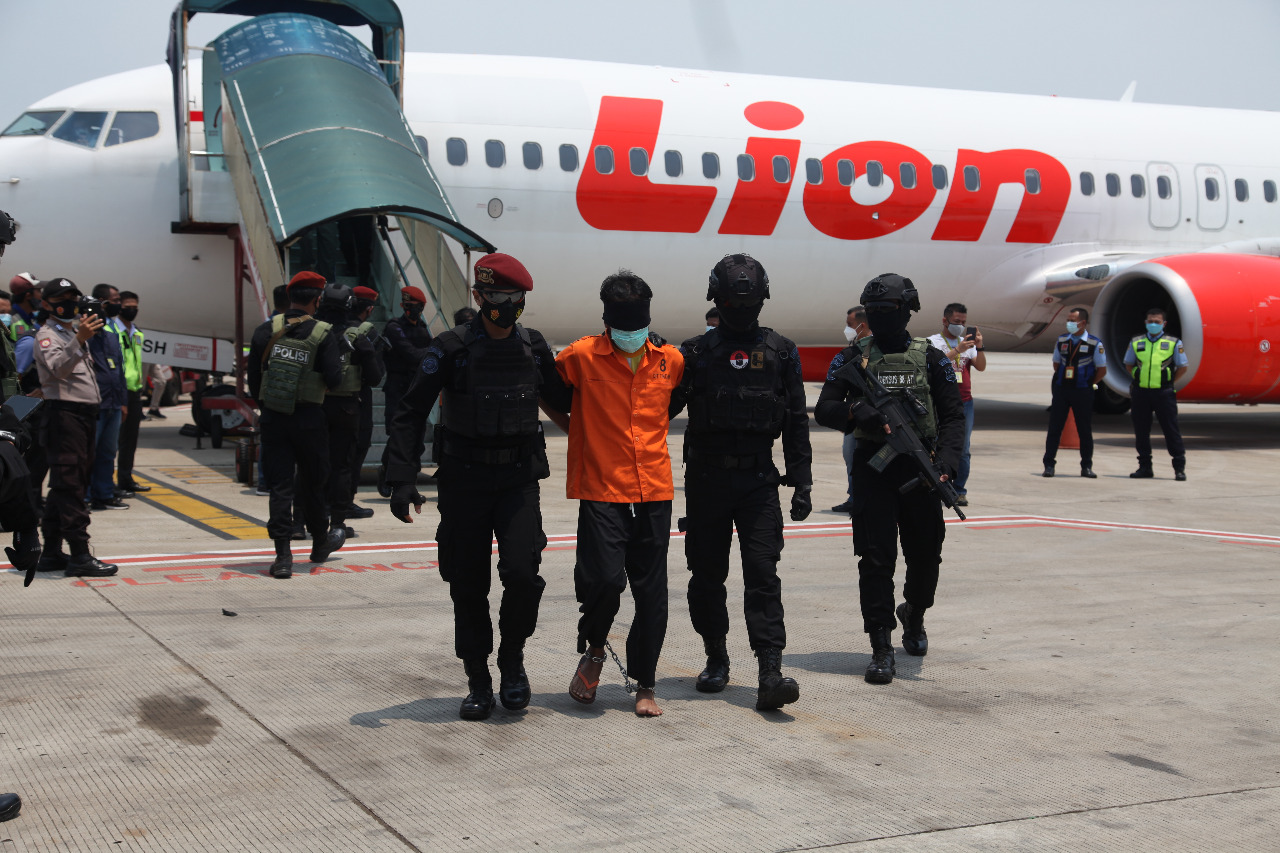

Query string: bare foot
570 649 605 704
634 688 662 717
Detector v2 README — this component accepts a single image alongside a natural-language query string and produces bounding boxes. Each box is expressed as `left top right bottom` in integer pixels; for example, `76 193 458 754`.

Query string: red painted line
969 523 1104 533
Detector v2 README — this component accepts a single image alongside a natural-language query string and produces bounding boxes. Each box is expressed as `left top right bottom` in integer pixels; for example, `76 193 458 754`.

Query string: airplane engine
1094 253 1280 404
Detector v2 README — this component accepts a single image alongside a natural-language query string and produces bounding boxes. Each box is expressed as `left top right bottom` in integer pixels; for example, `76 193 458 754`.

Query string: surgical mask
1146 322 1164 336
947 323 966 338
1065 321 1080 335
104 302 121 318
479 297 523 329
120 306 138 323
51 302 78 321
843 325 859 343
610 326 649 353
706 325 716 333
0 314 10 328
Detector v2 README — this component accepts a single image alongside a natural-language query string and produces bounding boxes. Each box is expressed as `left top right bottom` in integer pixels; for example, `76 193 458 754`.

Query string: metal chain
602 639 636 695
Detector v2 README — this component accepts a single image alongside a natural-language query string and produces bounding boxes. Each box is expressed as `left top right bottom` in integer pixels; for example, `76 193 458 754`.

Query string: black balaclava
716 300 763 335
866 306 912 353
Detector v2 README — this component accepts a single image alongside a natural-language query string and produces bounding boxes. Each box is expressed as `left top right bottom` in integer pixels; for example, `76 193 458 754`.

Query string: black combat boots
309 527 346 562
1130 455 1154 478
460 658 496 720
864 626 896 684
897 601 928 656
269 539 293 579
1173 456 1187 481
695 636 730 693
755 647 799 711
496 644 531 710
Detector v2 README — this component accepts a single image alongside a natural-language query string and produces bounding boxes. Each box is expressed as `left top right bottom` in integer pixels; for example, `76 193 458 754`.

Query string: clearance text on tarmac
576 97 1070 242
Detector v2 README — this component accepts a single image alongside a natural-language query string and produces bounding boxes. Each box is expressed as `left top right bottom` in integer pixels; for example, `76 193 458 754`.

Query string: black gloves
647 330 667 347
848 401 888 432
7 528 41 587
789 486 812 522
389 483 426 523
352 333 376 363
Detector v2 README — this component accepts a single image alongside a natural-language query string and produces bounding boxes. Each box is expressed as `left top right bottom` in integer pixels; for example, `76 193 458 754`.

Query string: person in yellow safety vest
1123 307 1189 480
114 291 150 494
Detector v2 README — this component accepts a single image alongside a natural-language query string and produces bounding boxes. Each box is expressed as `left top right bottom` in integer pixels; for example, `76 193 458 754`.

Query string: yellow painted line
131 476 265 541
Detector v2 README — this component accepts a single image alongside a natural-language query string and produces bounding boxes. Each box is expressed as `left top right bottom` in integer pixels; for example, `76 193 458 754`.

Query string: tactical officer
247 271 348 578
385 254 570 721
1124 308 1189 480
32 278 118 577
378 285 434 495
1042 307 1107 478
668 254 811 712
342 285 382 521
315 284 383 535
814 274 963 685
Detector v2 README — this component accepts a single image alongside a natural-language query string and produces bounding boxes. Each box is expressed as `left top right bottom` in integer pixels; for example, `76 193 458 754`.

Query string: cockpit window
2 110 65 137
104 112 159 147
51 111 107 148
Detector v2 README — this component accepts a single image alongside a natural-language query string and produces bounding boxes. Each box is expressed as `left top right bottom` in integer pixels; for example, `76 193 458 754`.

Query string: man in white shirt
926 303 985 506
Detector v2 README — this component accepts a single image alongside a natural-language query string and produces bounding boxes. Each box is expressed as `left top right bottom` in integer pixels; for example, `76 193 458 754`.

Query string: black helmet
860 273 920 313
320 283 353 312
707 253 770 302
0 209 15 256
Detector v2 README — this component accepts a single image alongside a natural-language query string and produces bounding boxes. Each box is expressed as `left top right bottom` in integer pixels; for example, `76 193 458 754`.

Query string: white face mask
843 325 859 342
947 323 966 338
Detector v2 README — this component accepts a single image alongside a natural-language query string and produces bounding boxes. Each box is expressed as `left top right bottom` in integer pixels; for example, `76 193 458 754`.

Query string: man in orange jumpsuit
554 270 683 717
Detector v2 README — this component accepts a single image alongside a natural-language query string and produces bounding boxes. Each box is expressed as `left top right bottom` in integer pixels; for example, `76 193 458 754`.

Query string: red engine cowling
1094 253 1280 403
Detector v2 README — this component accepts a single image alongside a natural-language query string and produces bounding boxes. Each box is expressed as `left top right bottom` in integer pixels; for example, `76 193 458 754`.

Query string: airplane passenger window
899 162 916 190
1105 173 1121 197
2 110 66 137
1157 176 1171 199
1204 177 1219 202
485 140 505 168
594 145 614 175
523 142 542 170
1079 172 1095 195
837 159 854 187
932 164 948 189
702 152 720 179
737 154 755 181
630 147 649 177
51 111 108 148
446 137 467 166
414 136 429 159
559 144 578 172
665 150 682 177
772 155 790 183
1025 169 1041 194
865 161 883 188
806 158 823 185
1235 178 1249 202
963 165 980 192
1130 174 1145 198
1265 180 1277 203
104 111 160 147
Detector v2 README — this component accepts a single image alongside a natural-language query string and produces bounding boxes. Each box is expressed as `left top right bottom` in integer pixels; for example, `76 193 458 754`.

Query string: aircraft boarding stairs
171 1 494 479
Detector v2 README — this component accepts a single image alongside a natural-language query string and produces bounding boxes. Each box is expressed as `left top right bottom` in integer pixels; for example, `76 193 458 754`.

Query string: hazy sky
2 0 1279 124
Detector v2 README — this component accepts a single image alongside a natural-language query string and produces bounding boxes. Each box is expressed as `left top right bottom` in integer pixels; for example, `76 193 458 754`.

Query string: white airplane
3 45 1279 405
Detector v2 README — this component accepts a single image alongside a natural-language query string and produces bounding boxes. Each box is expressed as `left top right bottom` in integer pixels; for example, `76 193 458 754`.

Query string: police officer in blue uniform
814 274 964 685
384 253 571 721
1042 307 1107 478
247 271 348 578
1124 307 1189 480
668 254 811 712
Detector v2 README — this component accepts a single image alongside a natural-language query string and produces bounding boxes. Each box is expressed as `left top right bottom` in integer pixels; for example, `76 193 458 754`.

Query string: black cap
41 277 81 299
708 253 770 302
860 273 920 312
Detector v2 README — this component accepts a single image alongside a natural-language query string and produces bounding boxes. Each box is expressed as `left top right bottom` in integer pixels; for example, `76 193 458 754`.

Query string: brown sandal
570 652 606 704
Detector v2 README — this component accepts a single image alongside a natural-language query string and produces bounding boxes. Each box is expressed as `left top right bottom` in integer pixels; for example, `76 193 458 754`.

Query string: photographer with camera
926 303 985 507
32 278 117 577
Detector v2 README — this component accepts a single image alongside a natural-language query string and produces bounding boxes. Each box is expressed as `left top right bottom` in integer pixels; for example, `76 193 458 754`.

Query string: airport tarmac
2 352 1278 852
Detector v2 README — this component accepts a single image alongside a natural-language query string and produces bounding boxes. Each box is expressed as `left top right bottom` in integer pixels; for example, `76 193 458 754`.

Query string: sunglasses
476 289 525 304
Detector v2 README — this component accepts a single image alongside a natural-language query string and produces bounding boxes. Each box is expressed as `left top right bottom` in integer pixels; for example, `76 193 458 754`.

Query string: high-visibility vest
1129 334 1179 389
115 322 144 392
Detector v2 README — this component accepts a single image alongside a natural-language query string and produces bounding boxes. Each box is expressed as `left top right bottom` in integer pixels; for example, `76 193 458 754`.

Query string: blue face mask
1065 321 1079 335
0 314 10 328
610 327 649 353
706 325 717 333
1146 321 1165 336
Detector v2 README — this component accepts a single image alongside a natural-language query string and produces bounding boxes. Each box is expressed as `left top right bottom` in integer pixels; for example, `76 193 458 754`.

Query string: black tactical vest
441 325 541 440
685 327 788 437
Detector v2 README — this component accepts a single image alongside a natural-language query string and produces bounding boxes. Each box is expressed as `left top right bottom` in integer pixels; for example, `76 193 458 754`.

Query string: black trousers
25 407 49 509
349 385 374 506
0 441 39 535
1043 383 1094 468
574 500 671 689
684 462 786 650
117 388 143 486
850 452 946 633
1131 387 1185 461
322 395 360 526
42 402 97 553
436 479 546 660
260 405 330 541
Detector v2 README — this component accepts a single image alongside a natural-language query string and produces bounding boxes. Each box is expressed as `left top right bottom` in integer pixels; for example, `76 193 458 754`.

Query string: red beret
474 253 533 292
288 270 327 290
352 286 378 301
400 286 426 305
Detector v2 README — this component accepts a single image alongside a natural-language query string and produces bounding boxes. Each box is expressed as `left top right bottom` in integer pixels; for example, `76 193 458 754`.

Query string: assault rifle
836 357 966 520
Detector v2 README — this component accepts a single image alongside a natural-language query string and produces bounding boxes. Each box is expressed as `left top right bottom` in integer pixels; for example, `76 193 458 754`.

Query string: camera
77 297 105 320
